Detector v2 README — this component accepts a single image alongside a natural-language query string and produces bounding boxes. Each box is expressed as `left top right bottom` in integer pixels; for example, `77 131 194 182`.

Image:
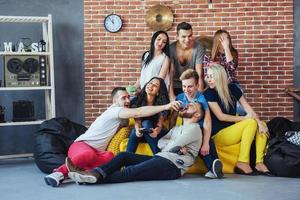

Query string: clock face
104 14 123 33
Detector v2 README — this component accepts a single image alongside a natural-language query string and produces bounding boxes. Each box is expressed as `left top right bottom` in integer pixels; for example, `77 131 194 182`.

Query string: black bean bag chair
267 117 300 139
265 117 300 177
33 117 87 174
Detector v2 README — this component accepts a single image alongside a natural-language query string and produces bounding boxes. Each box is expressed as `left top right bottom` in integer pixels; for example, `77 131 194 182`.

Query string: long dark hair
134 77 169 107
143 30 170 66
133 77 170 121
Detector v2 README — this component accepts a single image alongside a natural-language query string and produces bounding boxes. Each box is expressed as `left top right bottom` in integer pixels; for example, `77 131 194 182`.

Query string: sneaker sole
204 172 216 179
212 159 224 179
44 176 59 187
68 172 97 184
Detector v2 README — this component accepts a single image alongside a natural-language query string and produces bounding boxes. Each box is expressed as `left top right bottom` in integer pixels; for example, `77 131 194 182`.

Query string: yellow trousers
213 119 267 164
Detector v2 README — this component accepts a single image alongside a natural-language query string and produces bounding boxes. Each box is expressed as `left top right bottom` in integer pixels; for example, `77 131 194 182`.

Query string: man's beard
179 112 194 119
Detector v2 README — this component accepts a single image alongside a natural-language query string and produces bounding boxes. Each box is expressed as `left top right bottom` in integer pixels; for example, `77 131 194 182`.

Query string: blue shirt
176 92 209 127
203 83 243 135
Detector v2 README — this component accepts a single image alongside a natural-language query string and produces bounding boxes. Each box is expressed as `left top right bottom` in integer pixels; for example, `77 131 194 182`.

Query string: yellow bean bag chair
106 127 130 155
106 118 135 155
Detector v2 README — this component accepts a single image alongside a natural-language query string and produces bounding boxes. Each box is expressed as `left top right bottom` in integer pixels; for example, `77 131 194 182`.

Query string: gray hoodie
156 123 202 175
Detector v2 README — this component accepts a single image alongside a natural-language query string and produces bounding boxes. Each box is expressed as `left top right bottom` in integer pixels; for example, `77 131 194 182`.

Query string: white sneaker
204 170 217 179
68 171 98 184
212 159 224 179
44 172 64 187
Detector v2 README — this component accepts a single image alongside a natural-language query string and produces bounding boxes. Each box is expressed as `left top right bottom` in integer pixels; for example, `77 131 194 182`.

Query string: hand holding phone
139 128 153 135
169 146 184 155
178 104 188 112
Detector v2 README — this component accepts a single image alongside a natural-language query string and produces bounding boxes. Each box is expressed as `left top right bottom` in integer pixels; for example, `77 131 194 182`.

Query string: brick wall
84 0 294 125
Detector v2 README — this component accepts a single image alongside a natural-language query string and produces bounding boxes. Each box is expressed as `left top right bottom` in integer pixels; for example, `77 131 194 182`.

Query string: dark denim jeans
126 120 168 154
94 152 181 184
200 139 219 171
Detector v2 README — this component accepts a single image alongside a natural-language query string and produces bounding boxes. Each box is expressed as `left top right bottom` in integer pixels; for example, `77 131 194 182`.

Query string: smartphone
139 128 153 134
179 104 187 112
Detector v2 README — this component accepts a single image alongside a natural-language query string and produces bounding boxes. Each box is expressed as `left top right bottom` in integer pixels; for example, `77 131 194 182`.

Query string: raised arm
220 34 238 73
220 34 235 63
195 63 204 91
118 101 181 119
195 41 205 92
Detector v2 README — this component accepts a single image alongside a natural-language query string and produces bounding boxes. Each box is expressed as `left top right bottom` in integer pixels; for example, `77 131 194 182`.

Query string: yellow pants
213 119 267 164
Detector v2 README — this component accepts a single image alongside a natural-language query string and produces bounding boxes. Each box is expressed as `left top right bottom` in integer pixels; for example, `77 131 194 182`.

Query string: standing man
44 87 181 187
169 69 223 179
169 22 206 101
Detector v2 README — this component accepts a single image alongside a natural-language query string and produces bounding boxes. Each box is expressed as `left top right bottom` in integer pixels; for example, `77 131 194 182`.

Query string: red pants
55 141 114 177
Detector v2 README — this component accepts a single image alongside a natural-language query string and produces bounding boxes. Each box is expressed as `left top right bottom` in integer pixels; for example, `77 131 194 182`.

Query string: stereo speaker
4 55 47 87
12 100 35 122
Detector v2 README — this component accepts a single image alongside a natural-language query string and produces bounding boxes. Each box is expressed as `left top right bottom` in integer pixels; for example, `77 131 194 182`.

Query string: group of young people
44 22 272 188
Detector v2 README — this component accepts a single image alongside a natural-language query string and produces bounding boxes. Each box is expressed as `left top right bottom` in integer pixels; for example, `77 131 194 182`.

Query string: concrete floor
1 157 300 200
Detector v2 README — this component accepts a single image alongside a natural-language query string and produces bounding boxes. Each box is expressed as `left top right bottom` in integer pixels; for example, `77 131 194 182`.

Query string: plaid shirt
203 53 238 83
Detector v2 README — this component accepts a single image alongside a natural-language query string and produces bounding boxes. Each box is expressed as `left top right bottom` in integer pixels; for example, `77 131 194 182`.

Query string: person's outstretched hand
166 101 182 111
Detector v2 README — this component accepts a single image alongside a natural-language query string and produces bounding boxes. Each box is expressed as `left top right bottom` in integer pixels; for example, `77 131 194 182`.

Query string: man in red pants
45 87 181 187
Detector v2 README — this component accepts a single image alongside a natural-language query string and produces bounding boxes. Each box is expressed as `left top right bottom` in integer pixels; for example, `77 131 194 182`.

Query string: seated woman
127 77 170 154
203 64 271 175
134 30 170 92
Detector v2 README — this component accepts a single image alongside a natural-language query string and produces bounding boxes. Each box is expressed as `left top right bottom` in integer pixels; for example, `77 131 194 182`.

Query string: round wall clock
104 14 123 33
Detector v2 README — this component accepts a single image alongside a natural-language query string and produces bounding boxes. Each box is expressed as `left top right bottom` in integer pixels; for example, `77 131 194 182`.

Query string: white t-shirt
139 52 169 89
75 104 122 150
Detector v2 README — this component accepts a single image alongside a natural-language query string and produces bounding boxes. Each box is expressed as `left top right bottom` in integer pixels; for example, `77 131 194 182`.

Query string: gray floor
1 157 300 200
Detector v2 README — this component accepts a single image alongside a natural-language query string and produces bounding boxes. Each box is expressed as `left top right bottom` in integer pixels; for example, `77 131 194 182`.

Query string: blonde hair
209 64 233 111
179 69 199 84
